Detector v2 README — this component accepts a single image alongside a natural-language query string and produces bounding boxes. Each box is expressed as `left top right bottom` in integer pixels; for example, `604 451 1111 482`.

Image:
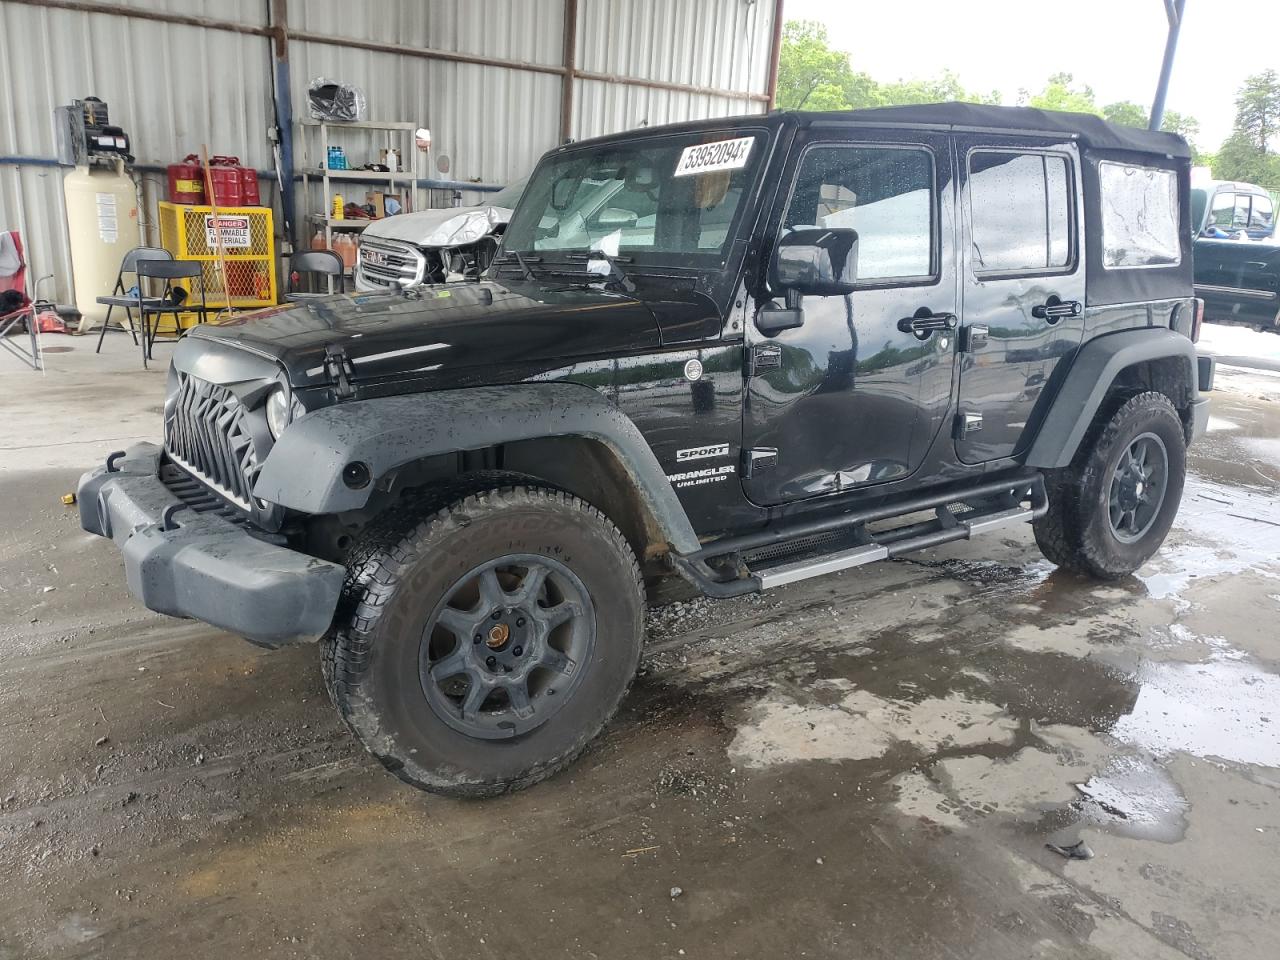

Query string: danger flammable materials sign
203 215 251 249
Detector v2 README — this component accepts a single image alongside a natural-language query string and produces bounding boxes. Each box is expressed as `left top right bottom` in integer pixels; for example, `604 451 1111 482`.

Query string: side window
1249 194 1273 231
784 144 935 282
1098 161 1181 268
1210 191 1235 228
1232 194 1253 230
969 151 1073 275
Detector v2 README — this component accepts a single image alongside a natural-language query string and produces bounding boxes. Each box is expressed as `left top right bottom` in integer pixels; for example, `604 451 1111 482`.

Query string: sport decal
676 443 730 463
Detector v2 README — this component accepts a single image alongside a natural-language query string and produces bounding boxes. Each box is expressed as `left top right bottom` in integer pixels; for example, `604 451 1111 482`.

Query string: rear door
954 136 1085 463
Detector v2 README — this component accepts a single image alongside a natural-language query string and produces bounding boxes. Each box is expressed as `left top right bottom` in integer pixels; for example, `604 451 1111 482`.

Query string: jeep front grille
358 235 426 289
163 372 262 513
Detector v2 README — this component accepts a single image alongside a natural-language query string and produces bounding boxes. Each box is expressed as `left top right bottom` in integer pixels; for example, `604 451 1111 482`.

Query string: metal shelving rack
300 119 422 267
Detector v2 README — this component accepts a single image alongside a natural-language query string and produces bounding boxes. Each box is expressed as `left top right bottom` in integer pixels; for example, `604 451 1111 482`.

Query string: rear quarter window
1099 162 1180 269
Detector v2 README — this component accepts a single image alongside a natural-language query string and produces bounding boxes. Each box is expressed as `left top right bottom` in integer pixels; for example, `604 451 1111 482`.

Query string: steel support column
559 0 579 143
1150 0 1186 131
268 0 295 247
766 0 786 109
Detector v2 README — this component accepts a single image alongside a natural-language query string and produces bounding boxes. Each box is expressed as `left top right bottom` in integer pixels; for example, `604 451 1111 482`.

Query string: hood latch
323 344 357 400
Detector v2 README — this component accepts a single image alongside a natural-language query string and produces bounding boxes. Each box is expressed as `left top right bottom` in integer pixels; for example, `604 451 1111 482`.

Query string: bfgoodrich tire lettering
1033 391 1186 579
322 483 644 797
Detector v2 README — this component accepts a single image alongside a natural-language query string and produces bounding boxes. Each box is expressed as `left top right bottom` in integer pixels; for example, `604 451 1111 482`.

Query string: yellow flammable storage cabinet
158 202 277 328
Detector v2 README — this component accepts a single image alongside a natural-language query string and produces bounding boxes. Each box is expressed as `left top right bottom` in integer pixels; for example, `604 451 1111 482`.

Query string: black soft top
795 102 1192 160
569 102 1190 162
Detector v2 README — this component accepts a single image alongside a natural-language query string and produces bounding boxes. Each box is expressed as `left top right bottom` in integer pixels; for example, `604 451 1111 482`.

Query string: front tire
322 483 644 797
1033 391 1186 579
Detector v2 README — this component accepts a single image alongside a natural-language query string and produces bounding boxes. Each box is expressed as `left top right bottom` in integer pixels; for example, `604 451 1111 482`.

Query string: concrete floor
2 326 1278 960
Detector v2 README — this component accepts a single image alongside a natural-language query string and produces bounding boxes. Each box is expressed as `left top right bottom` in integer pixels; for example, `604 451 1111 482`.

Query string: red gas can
166 154 205 204
206 157 260 206
208 156 245 207
240 167 260 206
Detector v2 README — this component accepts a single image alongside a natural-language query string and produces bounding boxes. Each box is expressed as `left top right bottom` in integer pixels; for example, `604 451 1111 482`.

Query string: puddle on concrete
1070 754 1190 843
1109 658 1280 767
1137 478 1280 604
1240 435 1280 471
728 682 1018 769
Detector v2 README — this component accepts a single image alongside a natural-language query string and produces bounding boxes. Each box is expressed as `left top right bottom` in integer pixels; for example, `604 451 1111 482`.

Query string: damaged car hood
360 205 514 247
188 280 662 391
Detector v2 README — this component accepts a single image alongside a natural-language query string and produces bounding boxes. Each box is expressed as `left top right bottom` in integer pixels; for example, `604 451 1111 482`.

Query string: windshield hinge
324 344 357 400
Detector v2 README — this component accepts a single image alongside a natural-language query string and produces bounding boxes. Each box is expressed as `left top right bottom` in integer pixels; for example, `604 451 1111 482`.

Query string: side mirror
770 227 859 297
756 228 859 336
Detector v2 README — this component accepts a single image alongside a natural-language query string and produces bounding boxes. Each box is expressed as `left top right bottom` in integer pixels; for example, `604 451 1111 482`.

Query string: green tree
1025 73 1098 114
1213 71 1280 189
880 69 1000 107
775 21 856 111
1232 69 1280 152
1102 100 1148 127
776 22 1000 112
1101 101 1203 160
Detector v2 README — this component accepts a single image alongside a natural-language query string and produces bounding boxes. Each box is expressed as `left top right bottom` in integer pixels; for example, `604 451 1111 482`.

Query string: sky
782 0 1280 151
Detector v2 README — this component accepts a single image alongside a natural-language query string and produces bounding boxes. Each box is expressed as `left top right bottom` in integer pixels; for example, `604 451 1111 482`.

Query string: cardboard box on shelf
365 191 402 218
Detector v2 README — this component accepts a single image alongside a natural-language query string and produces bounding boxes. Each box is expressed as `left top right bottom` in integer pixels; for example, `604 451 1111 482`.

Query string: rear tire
322 483 645 797
1033 391 1186 579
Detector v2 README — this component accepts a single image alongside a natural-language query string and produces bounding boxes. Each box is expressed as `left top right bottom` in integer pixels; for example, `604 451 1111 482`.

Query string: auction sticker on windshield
674 137 754 177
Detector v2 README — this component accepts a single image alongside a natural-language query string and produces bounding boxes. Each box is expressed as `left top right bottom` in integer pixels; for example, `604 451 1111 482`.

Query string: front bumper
78 444 344 645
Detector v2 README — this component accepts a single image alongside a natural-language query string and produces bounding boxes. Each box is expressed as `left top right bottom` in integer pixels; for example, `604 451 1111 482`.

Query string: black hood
189 280 663 389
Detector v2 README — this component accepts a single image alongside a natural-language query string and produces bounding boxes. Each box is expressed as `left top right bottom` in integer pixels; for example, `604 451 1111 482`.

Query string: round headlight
265 385 291 439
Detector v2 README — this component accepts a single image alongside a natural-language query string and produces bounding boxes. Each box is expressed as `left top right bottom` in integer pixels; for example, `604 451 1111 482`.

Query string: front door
742 128 957 507
953 136 1087 463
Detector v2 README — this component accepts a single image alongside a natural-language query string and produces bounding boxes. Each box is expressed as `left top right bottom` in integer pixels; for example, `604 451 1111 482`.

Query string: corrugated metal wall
575 0 772 137
0 0 775 304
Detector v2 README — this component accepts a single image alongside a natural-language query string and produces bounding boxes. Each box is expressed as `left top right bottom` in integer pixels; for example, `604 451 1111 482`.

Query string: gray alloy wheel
1106 432 1169 544
419 555 595 740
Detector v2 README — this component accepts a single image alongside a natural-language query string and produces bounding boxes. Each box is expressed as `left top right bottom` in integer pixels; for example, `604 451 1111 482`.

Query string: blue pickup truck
1192 179 1280 331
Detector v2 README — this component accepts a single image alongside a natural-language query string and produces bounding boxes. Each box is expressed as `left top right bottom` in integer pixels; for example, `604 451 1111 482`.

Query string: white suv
355 177 527 291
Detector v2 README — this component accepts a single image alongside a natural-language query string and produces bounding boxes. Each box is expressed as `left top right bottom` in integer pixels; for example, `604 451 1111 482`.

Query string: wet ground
2 328 1279 959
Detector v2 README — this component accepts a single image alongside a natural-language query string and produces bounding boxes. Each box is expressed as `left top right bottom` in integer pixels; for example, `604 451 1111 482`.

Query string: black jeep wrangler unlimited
80 104 1213 796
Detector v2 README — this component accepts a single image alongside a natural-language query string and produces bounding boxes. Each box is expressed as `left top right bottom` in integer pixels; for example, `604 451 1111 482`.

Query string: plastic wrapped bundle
307 78 367 122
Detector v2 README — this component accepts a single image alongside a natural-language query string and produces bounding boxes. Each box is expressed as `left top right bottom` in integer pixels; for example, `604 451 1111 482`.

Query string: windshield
502 129 766 267
489 175 529 209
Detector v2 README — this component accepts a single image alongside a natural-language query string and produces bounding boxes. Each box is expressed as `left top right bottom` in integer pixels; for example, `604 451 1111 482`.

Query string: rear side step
672 474 1046 598
757 543 889 589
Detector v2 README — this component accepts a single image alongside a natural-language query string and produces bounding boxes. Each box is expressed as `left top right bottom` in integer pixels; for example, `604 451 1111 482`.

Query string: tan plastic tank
63 158 141 332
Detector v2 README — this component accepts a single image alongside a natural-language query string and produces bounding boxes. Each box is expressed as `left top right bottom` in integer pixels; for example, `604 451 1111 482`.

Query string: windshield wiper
567 251 636 293
493 250 542 281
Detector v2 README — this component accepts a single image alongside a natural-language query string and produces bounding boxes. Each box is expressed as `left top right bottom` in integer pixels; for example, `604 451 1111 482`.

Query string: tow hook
159 503 186 532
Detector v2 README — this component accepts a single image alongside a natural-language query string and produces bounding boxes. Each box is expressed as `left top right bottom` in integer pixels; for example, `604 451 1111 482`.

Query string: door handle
897 309 957 340
1031 297 1083 323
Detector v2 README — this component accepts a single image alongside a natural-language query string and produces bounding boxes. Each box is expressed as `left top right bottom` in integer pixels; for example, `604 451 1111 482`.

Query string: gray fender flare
1024 327 1199 469
253 382 701 554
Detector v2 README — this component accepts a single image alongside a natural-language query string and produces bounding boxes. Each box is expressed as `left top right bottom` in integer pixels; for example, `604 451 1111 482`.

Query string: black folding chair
285 250 345 301
94 246 173 354
134 259 209 369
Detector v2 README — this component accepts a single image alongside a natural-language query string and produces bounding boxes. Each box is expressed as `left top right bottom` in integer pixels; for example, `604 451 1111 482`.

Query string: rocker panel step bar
673 473 1047 599
961 505 1035 535
757 543 889 589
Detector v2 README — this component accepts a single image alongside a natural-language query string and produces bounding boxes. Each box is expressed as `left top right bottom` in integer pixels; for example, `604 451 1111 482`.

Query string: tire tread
321 477 644 798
